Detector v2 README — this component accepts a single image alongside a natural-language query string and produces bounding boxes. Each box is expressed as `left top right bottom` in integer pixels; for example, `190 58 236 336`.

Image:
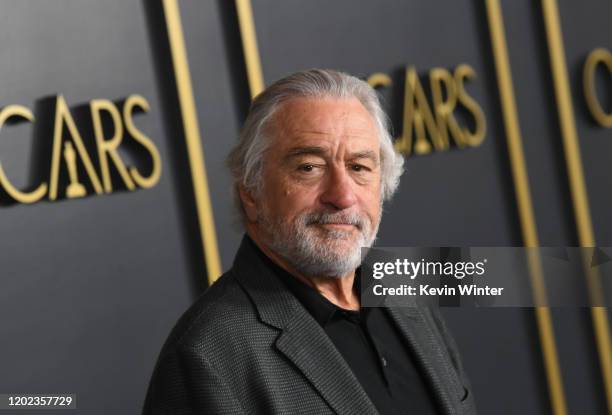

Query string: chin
318 238 363 259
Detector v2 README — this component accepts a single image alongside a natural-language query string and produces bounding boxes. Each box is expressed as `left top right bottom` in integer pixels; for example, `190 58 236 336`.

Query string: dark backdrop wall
0 1 610 414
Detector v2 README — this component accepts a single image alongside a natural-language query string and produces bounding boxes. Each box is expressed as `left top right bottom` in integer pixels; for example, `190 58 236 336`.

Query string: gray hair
226 68 404 220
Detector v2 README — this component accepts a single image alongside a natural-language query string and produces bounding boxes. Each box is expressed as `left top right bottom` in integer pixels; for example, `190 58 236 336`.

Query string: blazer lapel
386 306 463 415
232 235 378 415
275 308 379 415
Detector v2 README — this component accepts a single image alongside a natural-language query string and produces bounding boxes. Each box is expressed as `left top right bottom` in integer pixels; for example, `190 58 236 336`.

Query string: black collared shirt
247 237 440 415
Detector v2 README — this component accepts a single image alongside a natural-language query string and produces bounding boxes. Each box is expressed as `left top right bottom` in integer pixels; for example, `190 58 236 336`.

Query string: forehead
270 97 380 151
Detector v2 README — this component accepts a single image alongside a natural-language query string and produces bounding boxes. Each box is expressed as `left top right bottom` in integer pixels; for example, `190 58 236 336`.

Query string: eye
299 164 315 172
350 163 370 172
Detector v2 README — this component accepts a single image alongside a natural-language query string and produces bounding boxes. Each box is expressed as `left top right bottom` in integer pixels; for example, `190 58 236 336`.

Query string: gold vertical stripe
162 0 222 284
592 306 612 414
485 1 568 414
541 0 612 412
235 0 265 98
541 0 592 245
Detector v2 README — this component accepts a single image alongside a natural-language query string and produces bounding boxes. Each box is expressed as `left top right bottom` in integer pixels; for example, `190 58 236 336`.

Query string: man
143 69 476 414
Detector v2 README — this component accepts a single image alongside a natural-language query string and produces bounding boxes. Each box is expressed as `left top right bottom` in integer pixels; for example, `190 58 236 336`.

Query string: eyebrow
284 146 328 160
349 150 379 165
283 146 379 165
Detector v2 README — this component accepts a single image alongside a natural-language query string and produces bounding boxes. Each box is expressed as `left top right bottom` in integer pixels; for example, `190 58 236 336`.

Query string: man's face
244 97 383 278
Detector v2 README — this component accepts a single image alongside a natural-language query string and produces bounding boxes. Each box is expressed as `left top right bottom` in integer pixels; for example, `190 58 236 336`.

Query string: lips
319 222 355 228
309 220 361 229
304 212 367 231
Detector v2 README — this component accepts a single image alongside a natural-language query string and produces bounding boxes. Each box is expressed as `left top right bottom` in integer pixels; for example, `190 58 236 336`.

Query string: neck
247 228 360 311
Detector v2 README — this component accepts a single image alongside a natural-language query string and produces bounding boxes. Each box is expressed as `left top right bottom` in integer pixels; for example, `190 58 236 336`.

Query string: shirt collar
244 235 361 327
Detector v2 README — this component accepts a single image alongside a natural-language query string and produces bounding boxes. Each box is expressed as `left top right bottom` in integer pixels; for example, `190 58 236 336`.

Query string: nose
319 164 357 210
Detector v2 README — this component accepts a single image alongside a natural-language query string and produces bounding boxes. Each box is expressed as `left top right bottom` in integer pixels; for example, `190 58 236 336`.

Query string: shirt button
381 357 388 367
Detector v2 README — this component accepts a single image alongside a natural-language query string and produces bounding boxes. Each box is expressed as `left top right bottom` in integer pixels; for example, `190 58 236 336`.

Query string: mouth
316 223 357 231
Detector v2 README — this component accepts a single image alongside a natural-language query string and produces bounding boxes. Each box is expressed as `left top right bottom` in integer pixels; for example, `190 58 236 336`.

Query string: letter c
0 105 48 203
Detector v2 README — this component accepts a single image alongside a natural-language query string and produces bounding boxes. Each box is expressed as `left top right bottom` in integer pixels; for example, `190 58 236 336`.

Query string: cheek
368 198 382 222
360 188 382 222
267 180 317 220
279 173 321 201
260 172 292 211
285 191 318 217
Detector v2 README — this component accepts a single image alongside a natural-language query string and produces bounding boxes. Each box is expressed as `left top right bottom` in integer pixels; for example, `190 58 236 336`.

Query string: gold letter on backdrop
583 48 612 128
395 67 441 155
90 99 135 193
367 72 392 89
455 64 487 146
123 95 162 189
0 105 48 203
430 67 466 150
49 95 103 200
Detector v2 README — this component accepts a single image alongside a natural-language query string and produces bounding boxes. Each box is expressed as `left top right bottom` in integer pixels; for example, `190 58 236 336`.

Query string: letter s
123 95 162 189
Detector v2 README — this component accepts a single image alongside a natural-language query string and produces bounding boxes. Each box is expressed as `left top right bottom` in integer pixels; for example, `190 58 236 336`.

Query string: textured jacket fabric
143 235 477 414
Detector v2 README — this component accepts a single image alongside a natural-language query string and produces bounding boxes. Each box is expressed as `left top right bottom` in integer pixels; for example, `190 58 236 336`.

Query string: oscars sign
368 64 487 157
0 94 161 204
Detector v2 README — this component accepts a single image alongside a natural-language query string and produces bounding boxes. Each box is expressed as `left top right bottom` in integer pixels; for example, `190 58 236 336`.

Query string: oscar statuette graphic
64 141 86 199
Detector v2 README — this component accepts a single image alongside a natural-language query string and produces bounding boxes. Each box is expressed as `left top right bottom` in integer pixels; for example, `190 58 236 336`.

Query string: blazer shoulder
158 270 257 356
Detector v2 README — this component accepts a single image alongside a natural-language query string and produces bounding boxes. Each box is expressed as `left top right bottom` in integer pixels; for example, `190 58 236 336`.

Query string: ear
238 185 259 222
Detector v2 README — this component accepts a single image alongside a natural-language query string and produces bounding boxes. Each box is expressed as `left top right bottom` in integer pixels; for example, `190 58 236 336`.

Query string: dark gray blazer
143 236 477 414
